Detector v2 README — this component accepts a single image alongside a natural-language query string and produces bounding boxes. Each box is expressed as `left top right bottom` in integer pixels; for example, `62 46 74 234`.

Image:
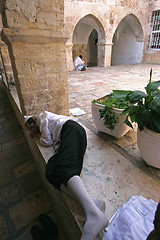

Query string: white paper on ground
69 107 86 116
103 195 158 240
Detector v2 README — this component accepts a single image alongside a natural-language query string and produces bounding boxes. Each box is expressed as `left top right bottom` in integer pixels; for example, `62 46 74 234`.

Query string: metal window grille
149 10 160 50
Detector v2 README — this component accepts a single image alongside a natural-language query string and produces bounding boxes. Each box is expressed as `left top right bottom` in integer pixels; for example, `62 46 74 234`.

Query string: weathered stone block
38 0 54 11
22 92 35 106
14 161 36 178
14 59 32 76
12 43 56 59
0 169 13 187
39 0 64 13
31 75 59 90
0 216 8 240
5 0 38 22
37 12 57 28
9 191 52 231
29 60 60 75
0 184 20 206
5 10 28 28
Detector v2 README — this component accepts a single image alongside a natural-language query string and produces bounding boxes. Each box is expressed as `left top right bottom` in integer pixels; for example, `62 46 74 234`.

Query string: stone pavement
68 64 160 184
64 63 160 236
0 79 66 240
1 63 160 240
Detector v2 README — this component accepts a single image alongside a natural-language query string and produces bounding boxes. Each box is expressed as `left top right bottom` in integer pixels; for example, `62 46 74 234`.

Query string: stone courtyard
0 63 160 240
68 63 160 188
0 0 160 239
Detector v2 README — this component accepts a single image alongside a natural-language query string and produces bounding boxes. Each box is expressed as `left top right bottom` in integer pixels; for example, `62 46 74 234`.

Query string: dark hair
79 55 83 59
25 117 36 126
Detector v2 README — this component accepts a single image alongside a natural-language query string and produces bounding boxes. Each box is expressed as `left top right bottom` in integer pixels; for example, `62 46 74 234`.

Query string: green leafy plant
114 68 160 133
92 91 131 130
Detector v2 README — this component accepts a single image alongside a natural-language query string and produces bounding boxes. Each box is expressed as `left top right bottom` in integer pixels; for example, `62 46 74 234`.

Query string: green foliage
99 105 118 131
92 91 131 130
120 68 160 133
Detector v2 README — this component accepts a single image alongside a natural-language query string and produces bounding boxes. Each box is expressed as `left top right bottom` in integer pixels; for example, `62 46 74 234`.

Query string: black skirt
45 120 87 189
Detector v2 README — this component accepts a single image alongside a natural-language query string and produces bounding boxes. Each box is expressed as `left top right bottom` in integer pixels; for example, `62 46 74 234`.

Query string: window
148 10 160 50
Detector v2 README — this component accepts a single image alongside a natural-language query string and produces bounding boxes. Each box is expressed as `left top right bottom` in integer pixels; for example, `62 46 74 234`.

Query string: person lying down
25 110 109 240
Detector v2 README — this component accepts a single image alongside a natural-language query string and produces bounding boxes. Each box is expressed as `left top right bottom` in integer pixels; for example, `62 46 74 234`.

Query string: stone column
1 28 69 116
0 42 14 88
97 42 113 67
66 42 74 71
0 41 9 88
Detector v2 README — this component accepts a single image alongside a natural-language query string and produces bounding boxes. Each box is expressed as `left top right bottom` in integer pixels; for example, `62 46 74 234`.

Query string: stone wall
142 1 160 64
64 0 160 70
1 0 160 116
0 0 69 116
4 0 64 31
0 44 14 88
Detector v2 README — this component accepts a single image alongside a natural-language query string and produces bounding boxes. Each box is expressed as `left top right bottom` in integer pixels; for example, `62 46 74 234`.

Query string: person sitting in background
73 55 86 71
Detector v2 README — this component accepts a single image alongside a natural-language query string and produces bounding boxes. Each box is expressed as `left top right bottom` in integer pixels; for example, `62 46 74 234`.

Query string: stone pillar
66 42 73 71
1 28 69 116
97 42 113 67
0 42 15 88
0 41 9 88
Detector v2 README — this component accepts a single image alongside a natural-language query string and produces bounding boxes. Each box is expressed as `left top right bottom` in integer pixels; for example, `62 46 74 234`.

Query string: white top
36 111 77 148
73 56 85 70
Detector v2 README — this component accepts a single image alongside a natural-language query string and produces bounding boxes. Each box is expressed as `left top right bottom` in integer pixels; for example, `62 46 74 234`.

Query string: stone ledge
3 81 82 240
4 78 160 240
2 28 69 44
4 80 102 239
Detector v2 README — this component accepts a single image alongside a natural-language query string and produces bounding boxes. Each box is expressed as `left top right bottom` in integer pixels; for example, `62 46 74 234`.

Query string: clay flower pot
137 127 160 168
92 99 131 139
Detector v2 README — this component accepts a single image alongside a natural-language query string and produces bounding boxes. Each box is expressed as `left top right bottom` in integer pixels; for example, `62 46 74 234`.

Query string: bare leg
60 184 106 213
67 176 109 240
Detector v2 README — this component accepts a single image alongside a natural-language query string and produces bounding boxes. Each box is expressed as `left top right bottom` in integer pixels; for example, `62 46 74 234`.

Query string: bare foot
81 209 109 240
76 199 106 222
93 199 106 213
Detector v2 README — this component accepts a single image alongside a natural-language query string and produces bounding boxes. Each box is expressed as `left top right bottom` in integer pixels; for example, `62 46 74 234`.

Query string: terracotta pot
92 100 131 138
137 127 160 169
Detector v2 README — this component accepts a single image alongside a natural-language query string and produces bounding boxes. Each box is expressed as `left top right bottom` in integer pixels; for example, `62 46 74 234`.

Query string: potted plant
91 90 132 138
115 68 160 168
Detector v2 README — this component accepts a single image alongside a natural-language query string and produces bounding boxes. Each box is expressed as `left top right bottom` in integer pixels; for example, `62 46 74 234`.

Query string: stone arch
111 14 144 65
72 14 105 67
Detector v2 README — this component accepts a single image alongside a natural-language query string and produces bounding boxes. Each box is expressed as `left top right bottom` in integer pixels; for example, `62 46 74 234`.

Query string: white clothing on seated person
73 56 85 71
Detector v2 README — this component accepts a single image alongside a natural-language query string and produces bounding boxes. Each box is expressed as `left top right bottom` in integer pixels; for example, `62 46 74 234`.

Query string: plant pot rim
92 101 125 112
93 94 129 111
138 126 160 135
